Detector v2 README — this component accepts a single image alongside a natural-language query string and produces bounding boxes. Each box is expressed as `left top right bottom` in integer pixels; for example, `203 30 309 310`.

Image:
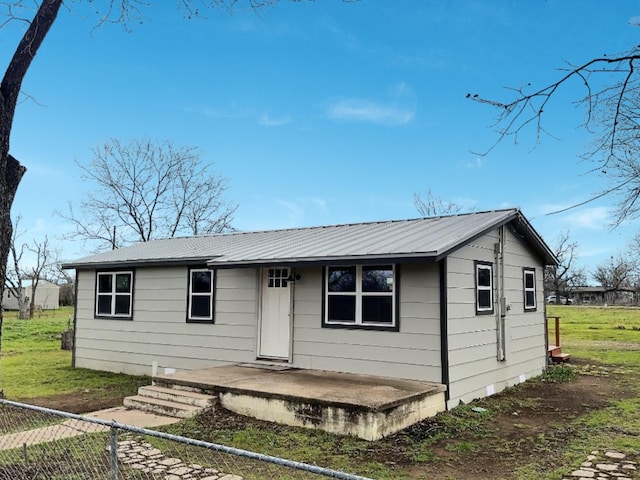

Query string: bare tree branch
471 42 640 225
544 231 585 300
592 253 637 304
4 214 28 319
57 137 236 250
414 189 470 217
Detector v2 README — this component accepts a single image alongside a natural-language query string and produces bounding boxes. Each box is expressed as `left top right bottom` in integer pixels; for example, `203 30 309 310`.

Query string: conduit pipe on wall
495 226 507 361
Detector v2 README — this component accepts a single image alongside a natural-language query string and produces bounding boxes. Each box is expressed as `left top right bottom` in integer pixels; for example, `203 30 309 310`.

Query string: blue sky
5 1 640 280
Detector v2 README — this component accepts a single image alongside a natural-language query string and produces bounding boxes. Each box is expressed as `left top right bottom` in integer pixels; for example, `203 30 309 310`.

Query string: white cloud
327 82 416 126
33 218 48 232
274 197 330 227
560 206 611 230
465 157 483 169
578 245 615 258
629 16 640 26
390 82 412 97
258 114 292 127
321 18 361 51
327 99 415 126
307 197 329 215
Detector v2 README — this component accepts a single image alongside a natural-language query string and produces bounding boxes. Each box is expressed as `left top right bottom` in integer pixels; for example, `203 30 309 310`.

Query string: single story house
3 279 60 311
572 286 637 306
63 208 556 409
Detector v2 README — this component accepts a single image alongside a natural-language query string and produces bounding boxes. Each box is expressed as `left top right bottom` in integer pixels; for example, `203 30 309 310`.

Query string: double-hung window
523 268 536 311
96 271 133 318
324 265 397 329
188 268 214 322
475 261 493 314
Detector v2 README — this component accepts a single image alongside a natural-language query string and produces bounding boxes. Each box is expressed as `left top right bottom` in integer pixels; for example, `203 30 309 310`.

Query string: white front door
259 267 291 360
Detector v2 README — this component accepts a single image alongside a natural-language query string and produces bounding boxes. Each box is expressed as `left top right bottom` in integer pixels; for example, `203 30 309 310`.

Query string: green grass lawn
547 305 640 366
0 307 148 406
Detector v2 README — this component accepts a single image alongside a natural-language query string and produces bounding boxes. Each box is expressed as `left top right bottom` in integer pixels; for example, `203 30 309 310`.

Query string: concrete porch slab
154 366 446 440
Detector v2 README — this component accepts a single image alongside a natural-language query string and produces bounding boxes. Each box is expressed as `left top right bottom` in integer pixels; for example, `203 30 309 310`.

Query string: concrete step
138 385 216 408
153 377 212 394
123 395 203 419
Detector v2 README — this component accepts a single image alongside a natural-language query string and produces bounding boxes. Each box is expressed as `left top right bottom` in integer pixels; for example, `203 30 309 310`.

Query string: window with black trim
523 268 536 311
96 271 133 318
475 262 493 314
188 268 214 322
324 265 396 328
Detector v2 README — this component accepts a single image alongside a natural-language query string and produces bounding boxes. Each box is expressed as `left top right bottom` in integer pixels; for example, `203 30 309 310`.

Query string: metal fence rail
0 399 375 480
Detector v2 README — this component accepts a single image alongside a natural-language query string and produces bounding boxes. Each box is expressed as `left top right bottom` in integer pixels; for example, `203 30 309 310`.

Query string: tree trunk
0 0 63 357
0 155 25 348
29 284 37 319
18 299 29 320
61 329 73 351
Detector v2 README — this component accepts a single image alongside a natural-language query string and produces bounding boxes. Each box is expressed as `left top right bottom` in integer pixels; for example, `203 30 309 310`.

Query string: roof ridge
151 208 521 241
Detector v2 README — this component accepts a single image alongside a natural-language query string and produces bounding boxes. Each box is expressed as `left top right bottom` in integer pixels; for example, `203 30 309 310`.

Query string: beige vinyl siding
291 264 442 383
446 227 546 408
74 267 259 376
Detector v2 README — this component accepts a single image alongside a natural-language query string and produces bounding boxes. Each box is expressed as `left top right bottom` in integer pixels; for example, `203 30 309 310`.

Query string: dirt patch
0 455 111 480
400 371 632 479
21 391 129 414
171 368 635 479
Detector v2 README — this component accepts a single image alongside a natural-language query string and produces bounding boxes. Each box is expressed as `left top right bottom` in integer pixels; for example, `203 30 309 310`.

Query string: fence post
110 425 118 480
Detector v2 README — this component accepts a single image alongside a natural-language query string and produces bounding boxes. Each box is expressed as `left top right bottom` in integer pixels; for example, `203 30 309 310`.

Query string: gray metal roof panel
62 208 556 269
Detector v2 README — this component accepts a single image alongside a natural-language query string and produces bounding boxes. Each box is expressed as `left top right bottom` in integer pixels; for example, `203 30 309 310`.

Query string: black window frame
187 267 215 323
94 270 134 320
523 267 537 312
475 261 494 315
322 264 399 331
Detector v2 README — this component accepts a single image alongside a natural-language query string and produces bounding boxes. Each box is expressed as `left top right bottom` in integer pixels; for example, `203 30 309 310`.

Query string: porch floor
153 365 447 440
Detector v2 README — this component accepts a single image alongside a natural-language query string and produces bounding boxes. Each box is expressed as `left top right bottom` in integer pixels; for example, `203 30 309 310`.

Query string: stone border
116 437 243 480
565 450 637 479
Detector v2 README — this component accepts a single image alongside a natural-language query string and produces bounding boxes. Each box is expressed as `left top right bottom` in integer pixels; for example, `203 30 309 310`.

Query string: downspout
495 227 506 361
71 271 78 368
439 259 450 404
288 268 296 364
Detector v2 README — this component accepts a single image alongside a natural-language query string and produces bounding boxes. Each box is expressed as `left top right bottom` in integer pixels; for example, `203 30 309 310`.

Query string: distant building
3 280 60 311
572 286 636 306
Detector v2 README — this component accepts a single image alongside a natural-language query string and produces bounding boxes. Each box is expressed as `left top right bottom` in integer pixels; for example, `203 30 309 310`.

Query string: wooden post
547 316 561 347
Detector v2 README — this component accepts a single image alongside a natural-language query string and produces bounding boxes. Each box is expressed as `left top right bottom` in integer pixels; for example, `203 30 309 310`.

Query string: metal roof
61 208 557 269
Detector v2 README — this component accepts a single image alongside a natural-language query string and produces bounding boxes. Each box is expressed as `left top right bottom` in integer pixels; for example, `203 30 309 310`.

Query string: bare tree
414 190 469 217
58 138 236 250
592 254 637 305
22 236 58 318
4 216 59 322
4 216 29 319
48 264 75 307
543 231 586 301
0 0 347 363
469 29 640 225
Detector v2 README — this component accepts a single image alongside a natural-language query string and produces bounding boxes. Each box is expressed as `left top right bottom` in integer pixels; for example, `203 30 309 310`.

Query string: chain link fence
0 399 374 480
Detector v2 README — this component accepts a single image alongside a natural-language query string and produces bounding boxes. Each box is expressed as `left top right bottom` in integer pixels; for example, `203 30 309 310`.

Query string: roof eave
433 210 558 266
207 252 440 268
61 257 215 270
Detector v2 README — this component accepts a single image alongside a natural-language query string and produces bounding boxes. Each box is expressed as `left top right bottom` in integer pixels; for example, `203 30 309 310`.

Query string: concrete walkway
0 406 179 451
